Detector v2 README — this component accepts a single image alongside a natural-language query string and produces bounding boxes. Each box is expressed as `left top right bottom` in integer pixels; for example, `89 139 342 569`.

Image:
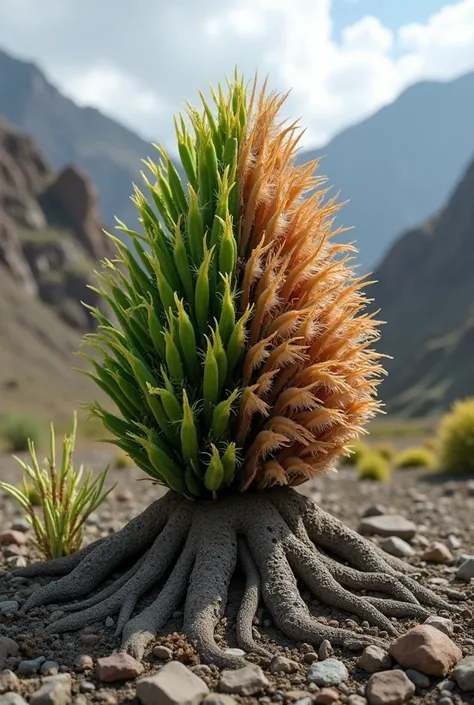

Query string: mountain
0 48 156 233
297 72 474 270
0 118 110 415
372 158 474 417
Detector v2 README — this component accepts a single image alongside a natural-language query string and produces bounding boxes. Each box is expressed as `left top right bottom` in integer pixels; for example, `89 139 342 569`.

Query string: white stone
137 661 209 705
219 664 269 696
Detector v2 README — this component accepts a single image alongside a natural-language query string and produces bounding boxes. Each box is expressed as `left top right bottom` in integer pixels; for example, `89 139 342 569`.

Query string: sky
0 0 474 150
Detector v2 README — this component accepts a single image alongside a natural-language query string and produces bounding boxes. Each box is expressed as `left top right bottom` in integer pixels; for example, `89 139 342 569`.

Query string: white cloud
0 0 473 150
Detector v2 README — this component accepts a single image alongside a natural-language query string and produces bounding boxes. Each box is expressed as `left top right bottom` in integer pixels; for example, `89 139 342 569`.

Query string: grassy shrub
393 446 437 470
357 453 391 482
114 451 135 469
374 442 395 461
437 398 474 476
1 413 42 452
340 441 370 466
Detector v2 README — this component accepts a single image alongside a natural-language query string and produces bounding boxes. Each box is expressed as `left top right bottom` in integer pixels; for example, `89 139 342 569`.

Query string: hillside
372 158 474 417
297 72 474 269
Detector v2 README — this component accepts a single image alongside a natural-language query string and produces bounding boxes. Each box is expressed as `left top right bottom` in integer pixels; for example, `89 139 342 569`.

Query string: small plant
374 442 395 461
114 450 135 469
393 446 436 470
437 397 474 475
0 413 114 559
340 440 370 466
357 453 391 482
1 413 42 452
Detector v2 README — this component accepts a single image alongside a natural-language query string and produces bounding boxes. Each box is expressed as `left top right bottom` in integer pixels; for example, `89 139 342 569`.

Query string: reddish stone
389 625 462 677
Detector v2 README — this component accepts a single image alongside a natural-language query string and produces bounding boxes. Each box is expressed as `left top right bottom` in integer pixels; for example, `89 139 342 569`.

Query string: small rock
18 656 46 677
421 542 453 563
287 691 312 701
0 639 19 671
94 693 116 705
11 520 30 533
78 682 95 694
446 535 461 550
0 603 19 616
347 697 367 705
0 671 20 695
0 531 27 546
437 679 455 692
405 669 430 689
0 695 28 705
270 656 299 674
153 645 173 660
366 670 415 705
116 491 134 502
294 700 312 705
358 515 417 540
80 634 99 646
358 645 391 673
5 557 26 570
453 655 474 692
137 661 209 704
318 640 334 661
424 615 454 636
219 664 269 696
73 655 93 673
303 653 318 664
191 665 212 677
307 659 349 687
202 696 237 705
314 688 340 704
40 662 59 676
389 625 462 676
30 675 72 705
362 505 387 518
223 648 246 658
104 617 114 628
380 537 414 558
96 653 144 682
457 558 474 581
437 697 454 705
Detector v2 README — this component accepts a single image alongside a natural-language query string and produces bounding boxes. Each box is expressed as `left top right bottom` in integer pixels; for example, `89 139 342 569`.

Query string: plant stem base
15 488 460 668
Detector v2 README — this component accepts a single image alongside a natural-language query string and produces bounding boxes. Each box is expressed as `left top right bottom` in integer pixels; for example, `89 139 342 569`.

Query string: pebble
457 557 474 581
0 639 19 670
80 634 99 646
405 669 430 689
153 645 173 660
78 682 95 694
95 653 144 682
223 648 246 658
5 558 26 570
362 505 387 518
116 491 134 502
191 665 212 677
452 655 474 692
270 656 299 674
347 697 367 705
437 698 454 705
202 696 237 705
0 531 27 546
294 699 312 705
365 670 415 705
358 646 391 673
0 603 19 616
303 653 318 664
358 515 417 540
104 617 114 628
73 655 93 673
446 535 461 550
313 688 340 703
424 615 454 636
10 520 30 533
389 625 462 676
18 656 46 677
137 661 209 704
40 661 59 676
318 640 334 661
0 695 28 705
30 674 72 705
0 671 20 695
307 659 349 687
379 537 414 558
219 664 269 696
421 542 453 563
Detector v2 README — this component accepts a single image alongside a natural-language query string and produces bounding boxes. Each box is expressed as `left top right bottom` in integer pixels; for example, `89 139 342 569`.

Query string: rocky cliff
0 118 111 331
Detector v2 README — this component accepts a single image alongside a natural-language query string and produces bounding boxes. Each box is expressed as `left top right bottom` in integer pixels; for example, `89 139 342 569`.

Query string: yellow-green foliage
0 413 114 559
394 446 436 470
374 442 395 461
114 451 135 469
340 441 369 466
1 413 42 452
437 397 474 475
357 453 391 482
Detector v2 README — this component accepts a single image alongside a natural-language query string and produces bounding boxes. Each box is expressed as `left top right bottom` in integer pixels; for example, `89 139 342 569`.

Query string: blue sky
0 0 473 149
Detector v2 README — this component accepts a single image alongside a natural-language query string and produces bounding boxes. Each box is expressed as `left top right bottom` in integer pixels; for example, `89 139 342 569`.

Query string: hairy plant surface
13 75 461 666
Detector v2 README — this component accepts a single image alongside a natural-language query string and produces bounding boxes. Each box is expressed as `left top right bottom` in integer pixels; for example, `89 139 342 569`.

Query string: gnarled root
14 488 462 668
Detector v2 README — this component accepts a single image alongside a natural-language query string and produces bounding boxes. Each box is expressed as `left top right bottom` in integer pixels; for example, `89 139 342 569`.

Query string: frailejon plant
15 75 459 667
0 413 113 559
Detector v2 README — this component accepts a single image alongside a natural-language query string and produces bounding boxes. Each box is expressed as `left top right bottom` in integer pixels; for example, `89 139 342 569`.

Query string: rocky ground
1 445 474 705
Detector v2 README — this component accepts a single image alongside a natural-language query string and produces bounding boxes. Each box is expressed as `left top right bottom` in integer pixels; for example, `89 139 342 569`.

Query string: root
15 488 461 667
236 538 272 658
